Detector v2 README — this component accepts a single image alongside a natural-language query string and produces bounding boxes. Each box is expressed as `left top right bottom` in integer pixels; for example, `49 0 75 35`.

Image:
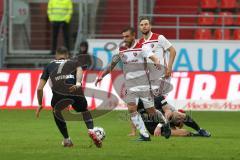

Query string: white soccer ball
93 127 106 141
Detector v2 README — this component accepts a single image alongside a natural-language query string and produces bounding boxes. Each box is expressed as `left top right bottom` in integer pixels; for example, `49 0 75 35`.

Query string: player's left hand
36 105 43 118
154 63 162 70
154 126 161 136
69 84 81 93
95 77 103 86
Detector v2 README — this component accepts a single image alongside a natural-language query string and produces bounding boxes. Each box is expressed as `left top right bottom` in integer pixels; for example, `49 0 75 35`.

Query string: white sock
63 137 71 143
130 112 149 137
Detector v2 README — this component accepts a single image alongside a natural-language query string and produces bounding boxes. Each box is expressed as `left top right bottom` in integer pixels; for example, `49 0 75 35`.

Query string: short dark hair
56 46 69 55
121 27 135 35
80 41 88 48
139 16 151 24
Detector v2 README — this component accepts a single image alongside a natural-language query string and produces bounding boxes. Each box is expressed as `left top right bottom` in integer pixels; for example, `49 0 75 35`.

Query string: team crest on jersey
151 44 155 48
120 54 128 61
133 52 137 57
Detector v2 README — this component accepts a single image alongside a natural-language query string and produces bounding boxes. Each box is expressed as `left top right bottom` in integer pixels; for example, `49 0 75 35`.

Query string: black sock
53 112 69 139
82 111 94 129
183 115 200 131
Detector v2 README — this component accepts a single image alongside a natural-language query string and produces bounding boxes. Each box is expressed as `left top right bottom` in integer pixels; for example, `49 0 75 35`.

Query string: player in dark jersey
35 46 102 148
129 96 211 137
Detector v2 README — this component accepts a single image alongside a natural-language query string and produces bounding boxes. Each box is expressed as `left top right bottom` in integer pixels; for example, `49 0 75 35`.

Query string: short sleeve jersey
139 32 172 67
41 59 77 88
118 41 153 80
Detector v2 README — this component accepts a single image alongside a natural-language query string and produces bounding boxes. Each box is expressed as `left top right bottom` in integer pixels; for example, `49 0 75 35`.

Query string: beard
125 41 133 47
141 30 150 35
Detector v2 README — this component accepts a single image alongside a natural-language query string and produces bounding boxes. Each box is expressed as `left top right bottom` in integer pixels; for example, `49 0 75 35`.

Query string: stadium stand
30 3 51 50
154 0 199 14
96 0 138 37
233 28 240 40
220 0 237 10
200 0 218 10
29 3 79 50
194 28 212 39
153 0 199 39
0 0 3 21
234 13 240 25
214 28 231 39
151 0 240 40
215 12 234 25
198 12 215 25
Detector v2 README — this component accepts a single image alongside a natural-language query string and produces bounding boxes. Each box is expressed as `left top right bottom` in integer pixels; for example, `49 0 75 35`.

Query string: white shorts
124 87 154 109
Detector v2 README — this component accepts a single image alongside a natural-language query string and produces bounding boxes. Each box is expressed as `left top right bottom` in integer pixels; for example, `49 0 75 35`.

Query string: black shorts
138 96 167 113
154 96 168 112
51 92 88 112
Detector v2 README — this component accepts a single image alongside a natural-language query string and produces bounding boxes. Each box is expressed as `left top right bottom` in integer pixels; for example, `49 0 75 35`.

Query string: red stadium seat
201 0 218 9
233 29 240 40
220 0 237 9
235 13 240 25
194 28 212 39
216 12 234 26
214 29 231 40
198 12 215 25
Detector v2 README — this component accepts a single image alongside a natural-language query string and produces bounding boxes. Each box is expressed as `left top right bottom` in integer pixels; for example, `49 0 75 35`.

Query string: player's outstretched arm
95 55 120 86
36 79 47 118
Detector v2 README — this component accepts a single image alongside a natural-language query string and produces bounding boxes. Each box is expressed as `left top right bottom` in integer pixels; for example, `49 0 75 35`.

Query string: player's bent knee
127 103 137 113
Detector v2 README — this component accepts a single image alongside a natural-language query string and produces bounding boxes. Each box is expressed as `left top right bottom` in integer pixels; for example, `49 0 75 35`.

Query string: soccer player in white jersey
138 16 176 78
138 16 176 118
95 27 171 141
128 17 177 136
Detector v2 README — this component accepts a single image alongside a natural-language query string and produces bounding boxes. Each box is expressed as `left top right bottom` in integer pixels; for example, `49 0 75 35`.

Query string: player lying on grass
129 96 211 137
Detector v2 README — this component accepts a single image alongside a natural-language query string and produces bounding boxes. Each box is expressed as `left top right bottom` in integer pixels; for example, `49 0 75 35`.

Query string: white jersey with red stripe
118 40 153 80
139 32 172 67
116 41 155 107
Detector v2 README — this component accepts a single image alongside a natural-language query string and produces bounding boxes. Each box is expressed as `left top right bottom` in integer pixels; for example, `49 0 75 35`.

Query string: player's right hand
95 77 103 86
36 105 43 118
69 84 81 93
154 126 161 136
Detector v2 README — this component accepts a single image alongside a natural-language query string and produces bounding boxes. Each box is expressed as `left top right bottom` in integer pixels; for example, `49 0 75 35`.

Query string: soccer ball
93 127 106 141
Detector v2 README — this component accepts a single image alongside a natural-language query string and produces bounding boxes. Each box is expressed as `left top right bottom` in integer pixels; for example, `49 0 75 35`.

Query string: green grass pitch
0 110 240 160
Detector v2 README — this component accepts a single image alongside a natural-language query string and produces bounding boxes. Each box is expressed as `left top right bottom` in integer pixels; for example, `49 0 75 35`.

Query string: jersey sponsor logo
55 74 74 81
